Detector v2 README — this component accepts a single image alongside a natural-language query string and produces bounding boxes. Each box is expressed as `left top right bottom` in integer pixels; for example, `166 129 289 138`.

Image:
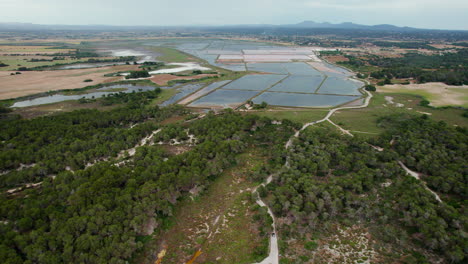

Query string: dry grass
143 151 266 264
0 65 138 100
0 45 73 55
377 82 468 107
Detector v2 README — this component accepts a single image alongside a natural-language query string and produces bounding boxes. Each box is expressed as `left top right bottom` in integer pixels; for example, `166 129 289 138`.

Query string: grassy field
149 88 180 106
0 45 73 54
139 150 267 264
0 56 95 71
377 83 468 107
150 46 198 63
248 108 329 124
330 92 467 136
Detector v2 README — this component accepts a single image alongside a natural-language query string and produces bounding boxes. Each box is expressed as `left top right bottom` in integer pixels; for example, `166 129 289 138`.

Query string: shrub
364 84 376 91
304 241 318 250
125 70 150 79
419 99 430 107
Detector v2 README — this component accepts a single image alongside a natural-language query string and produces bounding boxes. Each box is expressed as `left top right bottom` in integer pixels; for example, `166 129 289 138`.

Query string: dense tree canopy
0 104 298 263
264 116 466 263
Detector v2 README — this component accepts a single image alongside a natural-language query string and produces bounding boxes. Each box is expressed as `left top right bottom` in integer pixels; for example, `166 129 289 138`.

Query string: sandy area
149 74 217 86
0 65 138 100
378 82 468 107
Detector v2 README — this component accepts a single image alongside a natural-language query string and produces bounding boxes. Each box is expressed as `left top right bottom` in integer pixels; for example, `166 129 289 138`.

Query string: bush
83 79 93 82
304 241 318 250
0 105 12 114
253 101 268 109
364 84 376 91
125 70 150 79
419 99 430 107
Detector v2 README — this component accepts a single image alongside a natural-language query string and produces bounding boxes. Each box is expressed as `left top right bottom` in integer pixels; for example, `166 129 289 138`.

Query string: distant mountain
278 21 421 31
0 21 461 32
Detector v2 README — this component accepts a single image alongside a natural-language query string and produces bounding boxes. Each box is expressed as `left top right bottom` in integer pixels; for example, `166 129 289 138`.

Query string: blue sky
1 0 467 30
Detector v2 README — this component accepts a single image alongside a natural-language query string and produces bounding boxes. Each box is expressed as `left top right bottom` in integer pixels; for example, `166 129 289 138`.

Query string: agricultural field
0 65 138 100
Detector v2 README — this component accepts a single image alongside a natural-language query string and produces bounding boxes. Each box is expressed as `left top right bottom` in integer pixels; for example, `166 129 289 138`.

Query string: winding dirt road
398 161 443 203
254 89 373 264
252 175 279 264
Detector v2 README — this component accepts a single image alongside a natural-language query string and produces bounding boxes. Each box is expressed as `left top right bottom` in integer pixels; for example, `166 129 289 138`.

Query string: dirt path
398 161 442 203
257 89 373 264
117 129 161 159
286 90 372 148
252 175 279 264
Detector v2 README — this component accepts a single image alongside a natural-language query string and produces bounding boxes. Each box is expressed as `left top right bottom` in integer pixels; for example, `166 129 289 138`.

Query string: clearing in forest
378 82 468 107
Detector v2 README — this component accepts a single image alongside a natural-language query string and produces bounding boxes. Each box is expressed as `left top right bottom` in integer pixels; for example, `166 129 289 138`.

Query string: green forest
0 89 466 263
259 115 467 263
337 49 468 85
0 96 299 263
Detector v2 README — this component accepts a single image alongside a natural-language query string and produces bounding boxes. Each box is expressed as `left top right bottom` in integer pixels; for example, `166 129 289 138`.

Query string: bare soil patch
322 55 348 63
0 65 138 100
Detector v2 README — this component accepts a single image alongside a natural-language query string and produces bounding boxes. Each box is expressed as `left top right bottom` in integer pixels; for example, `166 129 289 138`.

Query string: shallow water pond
317 77 363 96
12 84 156 108
222 74 287 91
159 83 204 106
253 92 360 108
189 89 259 108
268 75 325 93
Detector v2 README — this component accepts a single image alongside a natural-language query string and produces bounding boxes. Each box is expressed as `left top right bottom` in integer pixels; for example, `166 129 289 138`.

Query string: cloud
0 0 467 30
304 0 468 10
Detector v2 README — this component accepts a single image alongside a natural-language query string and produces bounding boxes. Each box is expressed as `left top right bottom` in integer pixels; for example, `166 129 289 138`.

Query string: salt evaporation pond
178 80 232 105
246 63 289 75
268 75 325 93
136 39 365 108
221 74 287 91
189 89 258 108
317 77 363 96
253 92 360 108
159 83 204 106
283 62 323 76
12 84 157 108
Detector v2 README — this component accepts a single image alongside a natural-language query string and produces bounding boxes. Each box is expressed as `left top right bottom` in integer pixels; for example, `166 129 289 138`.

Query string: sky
1 0 468 30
